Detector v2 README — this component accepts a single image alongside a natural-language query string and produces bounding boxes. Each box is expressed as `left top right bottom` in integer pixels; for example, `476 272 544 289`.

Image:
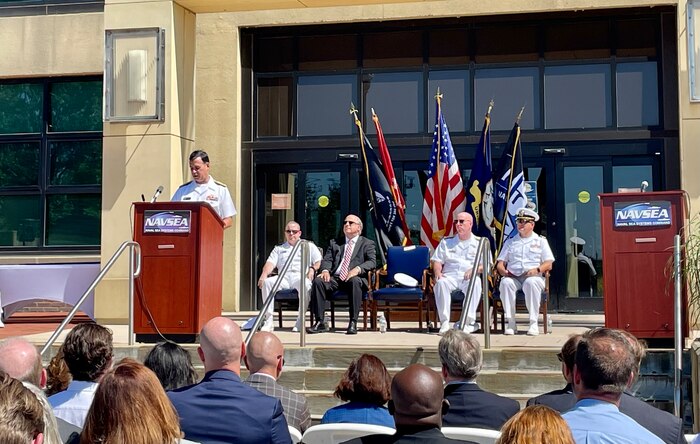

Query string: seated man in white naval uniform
257 221 322 332
496 207 554 336
171 150 236 229
431 212 484 335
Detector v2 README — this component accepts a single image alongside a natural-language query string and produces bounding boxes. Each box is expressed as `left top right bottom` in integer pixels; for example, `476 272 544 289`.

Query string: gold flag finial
435 87 443 101
349 102 359 120
516 106 525 123
487 99 494 116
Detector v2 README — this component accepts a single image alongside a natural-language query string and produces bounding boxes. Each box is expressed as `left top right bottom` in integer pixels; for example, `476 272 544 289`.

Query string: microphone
141 194 146 202
150 185 164 203
641 181 649 193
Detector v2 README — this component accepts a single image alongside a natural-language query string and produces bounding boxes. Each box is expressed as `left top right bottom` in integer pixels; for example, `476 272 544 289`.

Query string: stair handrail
245 240 310 348
457 236 492 348
40 241 142 356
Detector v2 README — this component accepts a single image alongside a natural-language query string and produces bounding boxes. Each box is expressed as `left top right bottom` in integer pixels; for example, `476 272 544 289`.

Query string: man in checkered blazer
244 332 311 432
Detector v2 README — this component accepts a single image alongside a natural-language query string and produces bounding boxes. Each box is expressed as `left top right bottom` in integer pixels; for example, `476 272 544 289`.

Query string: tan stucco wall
96 0 197 322
0 13 103 77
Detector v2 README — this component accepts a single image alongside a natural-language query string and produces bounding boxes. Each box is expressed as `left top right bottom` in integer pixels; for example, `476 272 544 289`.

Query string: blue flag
493 122 526 254
466 112 496 253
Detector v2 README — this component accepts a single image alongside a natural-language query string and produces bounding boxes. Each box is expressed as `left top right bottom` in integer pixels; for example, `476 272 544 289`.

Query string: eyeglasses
343 220 357 225
454 219 469 224
556 352 564 362
285 230 300 234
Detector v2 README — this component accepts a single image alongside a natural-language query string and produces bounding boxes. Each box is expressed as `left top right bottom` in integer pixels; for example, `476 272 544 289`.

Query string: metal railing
245 240 310 348
673 234 682 417
457 237 493 348
40 241 142 355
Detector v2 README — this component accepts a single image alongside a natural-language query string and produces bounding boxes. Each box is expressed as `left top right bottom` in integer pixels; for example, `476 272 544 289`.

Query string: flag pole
495 108 524 251
434 87 445 238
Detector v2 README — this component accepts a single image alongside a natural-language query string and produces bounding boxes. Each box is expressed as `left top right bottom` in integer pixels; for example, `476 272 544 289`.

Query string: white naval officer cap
515 207 539 222
570 236 586 246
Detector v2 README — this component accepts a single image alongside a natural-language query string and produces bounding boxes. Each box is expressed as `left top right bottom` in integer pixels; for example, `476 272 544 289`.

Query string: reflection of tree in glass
50 82 102 132
0 143 40 187
0 84 42 134
50 141 102 185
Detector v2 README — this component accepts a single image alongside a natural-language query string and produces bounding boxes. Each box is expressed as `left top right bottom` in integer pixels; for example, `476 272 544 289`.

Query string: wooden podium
599 191 687 339
133 202 224 342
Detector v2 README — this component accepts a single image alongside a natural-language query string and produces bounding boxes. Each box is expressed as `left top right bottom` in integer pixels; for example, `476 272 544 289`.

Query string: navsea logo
613 201 671 227
143 211 192 234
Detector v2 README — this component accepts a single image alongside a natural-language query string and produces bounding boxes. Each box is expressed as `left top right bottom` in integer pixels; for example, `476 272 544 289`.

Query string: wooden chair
493 271 550 334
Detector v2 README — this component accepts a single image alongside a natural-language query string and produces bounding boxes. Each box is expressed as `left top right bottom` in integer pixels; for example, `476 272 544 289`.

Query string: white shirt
334 237 357 275
48 380 98 427
431 235 481 278
266 241 322 275
497 232 555 276
171 176 236 219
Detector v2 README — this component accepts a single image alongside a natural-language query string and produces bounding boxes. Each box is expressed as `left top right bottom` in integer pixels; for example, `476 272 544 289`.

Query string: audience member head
21 383 62 444
244 332 285 379
0 372 44 444
144 341 197 390
438 329 482 382
62 323 113 383
558 334 582 383
334 354 391 405
80 358 182 444
45 347 71 397
198 317 244 373
389 364 447 429
619 330 646 376
573 328 636 402
0 338 46 388
496 405 574 444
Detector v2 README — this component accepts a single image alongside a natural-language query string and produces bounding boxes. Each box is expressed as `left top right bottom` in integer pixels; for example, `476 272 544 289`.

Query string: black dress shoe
307 321 328 334
346 320 358 335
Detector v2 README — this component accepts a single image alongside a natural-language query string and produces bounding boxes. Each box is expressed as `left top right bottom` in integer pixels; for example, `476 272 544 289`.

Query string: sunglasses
285 230 300 234
516 219 533 224
454 219 469 224
343 220 357 225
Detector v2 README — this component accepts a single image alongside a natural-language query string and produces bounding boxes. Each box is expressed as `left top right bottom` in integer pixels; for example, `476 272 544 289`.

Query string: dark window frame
0 76 102 252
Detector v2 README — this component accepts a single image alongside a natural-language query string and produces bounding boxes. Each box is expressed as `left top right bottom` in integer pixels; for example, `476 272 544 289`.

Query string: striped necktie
338 239 355 280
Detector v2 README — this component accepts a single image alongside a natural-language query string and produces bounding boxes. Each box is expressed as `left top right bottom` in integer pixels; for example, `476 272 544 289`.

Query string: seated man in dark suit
528 333 684 444
342 364 471 444
308 214 376 335
244 332 311 432
168 317 291 444
439 330 519 429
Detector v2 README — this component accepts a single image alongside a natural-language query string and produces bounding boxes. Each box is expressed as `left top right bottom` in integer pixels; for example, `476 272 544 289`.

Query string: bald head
199 317 243 373
245 332 284 377
390 364 446 428
0 338 44 388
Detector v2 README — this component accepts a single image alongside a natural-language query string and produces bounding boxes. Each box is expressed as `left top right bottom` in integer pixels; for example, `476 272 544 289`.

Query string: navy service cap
515 207 539 222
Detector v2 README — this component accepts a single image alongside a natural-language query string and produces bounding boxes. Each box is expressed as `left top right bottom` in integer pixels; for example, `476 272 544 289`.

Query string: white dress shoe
438 322 451 335
261 316 274 332
527 323 540 336
504 319 516 335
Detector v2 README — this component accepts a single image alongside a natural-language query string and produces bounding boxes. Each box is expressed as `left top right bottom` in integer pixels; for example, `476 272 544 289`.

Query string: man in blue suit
168 317 291 444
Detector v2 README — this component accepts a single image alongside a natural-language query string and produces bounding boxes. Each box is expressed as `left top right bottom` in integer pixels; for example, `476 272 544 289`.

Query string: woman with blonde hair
497 405 574 444
75 358 198 444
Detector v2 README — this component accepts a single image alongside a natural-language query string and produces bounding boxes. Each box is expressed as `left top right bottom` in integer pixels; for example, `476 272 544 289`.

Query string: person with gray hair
22 383 64 444
0 337 46 388
562 328 663 444
439 330 519 429
0 372 44 444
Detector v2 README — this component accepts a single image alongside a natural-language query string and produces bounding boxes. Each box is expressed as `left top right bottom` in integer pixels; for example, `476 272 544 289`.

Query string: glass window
254 37 294 72
612 165 653 192
616 62 659 128
363 31 423 68
0 142 40 187
544 64 612 129
475 24 539 63
429 29 469 65
474 67 540 130
299 34 358 71
0 78 102 249
297 75 357 136
49 140 103 185
303 171 342 251
0 83 42 134
50 82 102 132
428 70 470 133
0 196 42 247
616 19 657 58
364 72 423 134
545 20 611 60
257 77 293 137
46 194 101 246
402 170 425 245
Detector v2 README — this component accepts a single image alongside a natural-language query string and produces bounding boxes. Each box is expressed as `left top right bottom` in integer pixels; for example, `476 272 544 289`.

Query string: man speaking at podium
172 150 236 229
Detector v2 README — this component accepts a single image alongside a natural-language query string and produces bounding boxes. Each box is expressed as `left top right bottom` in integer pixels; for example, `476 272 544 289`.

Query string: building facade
0 0 697 322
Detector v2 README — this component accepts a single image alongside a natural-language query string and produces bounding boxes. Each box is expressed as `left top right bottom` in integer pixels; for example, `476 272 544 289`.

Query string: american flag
420 96 467 250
